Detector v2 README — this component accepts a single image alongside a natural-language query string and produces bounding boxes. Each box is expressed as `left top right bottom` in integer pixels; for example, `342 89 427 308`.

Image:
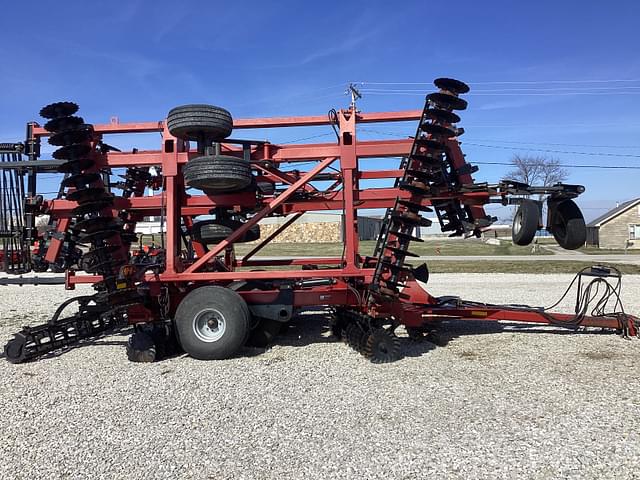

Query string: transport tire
191 219 260 244
549 199 586 250
174 286 251 360
257 181 275 195
512 199 540 246
166 104 233 142
183 155 252 193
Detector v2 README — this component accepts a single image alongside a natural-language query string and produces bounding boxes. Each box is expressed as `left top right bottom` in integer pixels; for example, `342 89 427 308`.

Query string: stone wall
257 222 341 243
599 204 640 249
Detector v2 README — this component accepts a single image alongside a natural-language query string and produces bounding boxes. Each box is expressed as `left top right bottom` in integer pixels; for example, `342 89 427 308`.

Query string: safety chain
159 285 170 320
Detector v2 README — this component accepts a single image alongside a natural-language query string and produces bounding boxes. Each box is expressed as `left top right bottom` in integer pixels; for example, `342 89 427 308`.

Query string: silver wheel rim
192 308 226 342
513 209 523 235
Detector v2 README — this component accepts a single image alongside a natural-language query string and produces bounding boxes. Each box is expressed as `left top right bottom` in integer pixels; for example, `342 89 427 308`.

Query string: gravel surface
1 273 640 479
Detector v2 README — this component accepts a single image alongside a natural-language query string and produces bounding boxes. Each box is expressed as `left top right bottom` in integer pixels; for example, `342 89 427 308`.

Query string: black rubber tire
425 330 448 347
512 199 540 246
257 181 275 195
549 199 586 250
174 286 250 360
166 104 233 142
4 337 27 364
191 219 260 244
126 331 156 363
183 155 252 193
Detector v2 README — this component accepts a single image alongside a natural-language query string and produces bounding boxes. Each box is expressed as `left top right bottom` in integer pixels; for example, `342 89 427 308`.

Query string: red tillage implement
1 78 637 364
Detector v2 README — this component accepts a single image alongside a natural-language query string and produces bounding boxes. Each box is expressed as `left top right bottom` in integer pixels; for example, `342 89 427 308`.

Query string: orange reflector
471 310 488 317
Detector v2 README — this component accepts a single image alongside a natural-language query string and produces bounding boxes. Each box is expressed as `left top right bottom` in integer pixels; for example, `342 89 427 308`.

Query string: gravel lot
1 273 639 479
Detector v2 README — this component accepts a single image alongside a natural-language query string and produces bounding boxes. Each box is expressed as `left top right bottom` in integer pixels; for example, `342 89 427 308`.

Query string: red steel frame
29 107 638 335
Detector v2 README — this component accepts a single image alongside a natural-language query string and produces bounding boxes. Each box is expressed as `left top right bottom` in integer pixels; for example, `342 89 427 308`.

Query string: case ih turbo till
1 77 637 364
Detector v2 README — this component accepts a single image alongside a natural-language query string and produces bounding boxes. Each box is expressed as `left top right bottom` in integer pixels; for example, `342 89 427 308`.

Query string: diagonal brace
184 156 336 273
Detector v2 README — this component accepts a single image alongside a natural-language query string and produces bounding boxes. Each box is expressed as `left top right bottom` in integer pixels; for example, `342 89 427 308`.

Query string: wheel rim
193 308 226 342
513 209 523 235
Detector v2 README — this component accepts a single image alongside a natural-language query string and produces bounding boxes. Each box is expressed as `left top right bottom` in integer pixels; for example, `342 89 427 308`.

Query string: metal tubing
30 110 422 137
184 156 337 274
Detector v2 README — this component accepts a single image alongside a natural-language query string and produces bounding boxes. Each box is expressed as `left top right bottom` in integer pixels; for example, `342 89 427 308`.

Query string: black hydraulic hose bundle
542 265 636 336
458 265 637 337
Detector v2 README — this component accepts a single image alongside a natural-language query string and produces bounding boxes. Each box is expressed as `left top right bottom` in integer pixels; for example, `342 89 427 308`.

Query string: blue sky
1 0 639 221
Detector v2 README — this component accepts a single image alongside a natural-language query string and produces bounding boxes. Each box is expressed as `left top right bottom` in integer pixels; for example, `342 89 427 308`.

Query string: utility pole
347 83 362 110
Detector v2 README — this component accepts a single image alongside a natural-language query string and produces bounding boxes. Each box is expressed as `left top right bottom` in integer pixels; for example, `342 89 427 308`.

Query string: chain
159 285 170 320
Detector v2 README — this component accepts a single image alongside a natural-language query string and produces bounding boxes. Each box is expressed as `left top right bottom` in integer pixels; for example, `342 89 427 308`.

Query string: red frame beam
30 110 422 137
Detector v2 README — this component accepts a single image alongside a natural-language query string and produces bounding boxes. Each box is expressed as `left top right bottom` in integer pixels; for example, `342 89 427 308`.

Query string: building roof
587 198 640 227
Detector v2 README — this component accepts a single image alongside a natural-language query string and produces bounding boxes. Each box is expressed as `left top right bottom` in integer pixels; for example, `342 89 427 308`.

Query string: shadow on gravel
256 311 614 363
2 311 615 365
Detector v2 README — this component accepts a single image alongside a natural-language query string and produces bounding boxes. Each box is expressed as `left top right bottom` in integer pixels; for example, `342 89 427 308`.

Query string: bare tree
506 154 568 187
505 155 569 224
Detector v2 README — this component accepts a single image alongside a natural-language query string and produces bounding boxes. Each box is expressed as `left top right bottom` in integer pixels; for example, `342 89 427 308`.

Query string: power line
474 161 640 170
463 142 640 158
359 128 640 158
463 139 640 149
470 79 640 85
362 86 640 93
352 79 640 86
280 132 336 144
360 90 640 97
357 128 640 169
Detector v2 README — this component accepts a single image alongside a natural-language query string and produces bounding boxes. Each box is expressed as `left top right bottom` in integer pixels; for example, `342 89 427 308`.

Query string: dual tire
512 198 586 250
167 104 233 142
548 199 586 250
512 199 540 246
191 219 260 245
183 155 253 193
167 104 253 194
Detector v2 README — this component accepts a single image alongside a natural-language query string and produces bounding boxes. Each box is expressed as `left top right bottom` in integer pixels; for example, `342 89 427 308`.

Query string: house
586 198 640 249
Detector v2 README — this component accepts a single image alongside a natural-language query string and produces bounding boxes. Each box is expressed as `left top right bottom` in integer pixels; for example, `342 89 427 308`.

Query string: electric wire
463 143 640 159
473 161 640 170
360 90 640 97
463 139 640 149
362 86 640 93
351 79 640 86
279 132 335 144
357 128 640 169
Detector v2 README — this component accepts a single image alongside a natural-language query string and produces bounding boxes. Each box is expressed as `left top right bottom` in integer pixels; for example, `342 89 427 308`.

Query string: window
629 224 640 240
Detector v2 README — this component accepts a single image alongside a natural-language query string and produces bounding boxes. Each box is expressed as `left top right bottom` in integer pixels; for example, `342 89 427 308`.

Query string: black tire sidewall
191 219 260 244
550 200 586 250
183 155 252 193
512 200 539 246
167 104 233 142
